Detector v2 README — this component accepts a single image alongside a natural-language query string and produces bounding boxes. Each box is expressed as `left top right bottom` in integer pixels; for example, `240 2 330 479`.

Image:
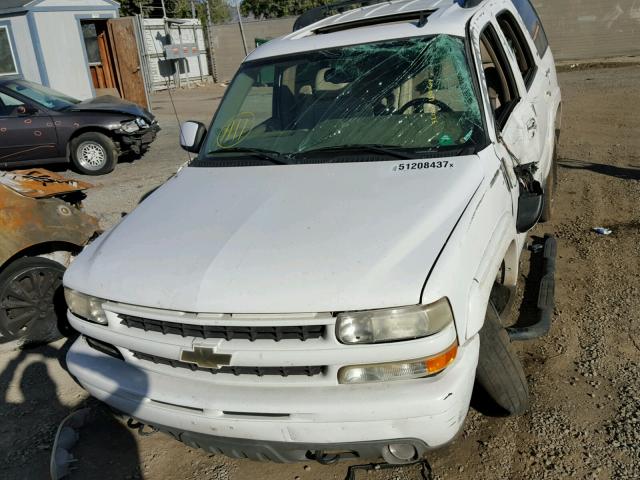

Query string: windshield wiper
207 147 289 165
294 144 416 160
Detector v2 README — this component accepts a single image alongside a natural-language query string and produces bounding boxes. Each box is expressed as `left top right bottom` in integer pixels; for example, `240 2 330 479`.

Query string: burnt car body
0 77 160 175
0 169 99 345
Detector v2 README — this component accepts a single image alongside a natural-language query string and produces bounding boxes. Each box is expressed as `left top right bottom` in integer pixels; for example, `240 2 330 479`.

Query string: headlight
336 298 454 345
135 117 149 128
338 342 458 384
64 288 107 325
120 120 140 133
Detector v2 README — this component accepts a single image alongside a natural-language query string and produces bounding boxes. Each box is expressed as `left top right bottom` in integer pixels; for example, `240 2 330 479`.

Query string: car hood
65 158 483 313
70 96 154 123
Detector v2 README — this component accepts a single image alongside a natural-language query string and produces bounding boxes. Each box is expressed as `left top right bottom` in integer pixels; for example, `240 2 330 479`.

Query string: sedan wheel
70 131 117 175
77 141 108 171
0 257 66 345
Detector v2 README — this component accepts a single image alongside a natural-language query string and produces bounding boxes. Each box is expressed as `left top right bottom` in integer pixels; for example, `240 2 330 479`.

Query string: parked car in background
0 78 159 175
0 169 99 346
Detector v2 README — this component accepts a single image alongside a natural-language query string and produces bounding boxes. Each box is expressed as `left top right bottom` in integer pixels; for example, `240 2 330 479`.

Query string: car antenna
145 15 192 163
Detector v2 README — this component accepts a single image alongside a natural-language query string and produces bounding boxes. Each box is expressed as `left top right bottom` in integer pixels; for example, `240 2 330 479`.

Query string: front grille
119 314 325 342
132 351 324 377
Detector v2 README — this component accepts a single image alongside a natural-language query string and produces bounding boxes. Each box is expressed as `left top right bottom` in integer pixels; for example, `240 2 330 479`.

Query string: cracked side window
202 35 485 164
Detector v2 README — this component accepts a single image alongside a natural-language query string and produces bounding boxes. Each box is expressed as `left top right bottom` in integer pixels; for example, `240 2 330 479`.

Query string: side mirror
516 180 544 233
16 105 38 116
179 121 207 153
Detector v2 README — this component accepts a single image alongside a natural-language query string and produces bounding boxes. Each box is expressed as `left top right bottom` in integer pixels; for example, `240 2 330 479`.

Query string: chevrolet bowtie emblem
180 346 232 369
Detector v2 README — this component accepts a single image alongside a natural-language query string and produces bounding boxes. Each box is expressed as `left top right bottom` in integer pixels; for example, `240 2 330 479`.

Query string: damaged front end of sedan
0 169 100 346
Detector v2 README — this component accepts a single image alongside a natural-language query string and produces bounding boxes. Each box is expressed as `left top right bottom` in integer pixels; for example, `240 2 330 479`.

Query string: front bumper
67 334 479 462
119 124 160 154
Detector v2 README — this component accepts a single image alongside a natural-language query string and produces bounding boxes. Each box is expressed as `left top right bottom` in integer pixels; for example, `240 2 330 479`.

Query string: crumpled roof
0 169 93 198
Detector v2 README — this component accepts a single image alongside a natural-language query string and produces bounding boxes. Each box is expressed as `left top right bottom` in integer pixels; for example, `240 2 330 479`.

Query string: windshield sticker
216 112 255 148
393 161 454 172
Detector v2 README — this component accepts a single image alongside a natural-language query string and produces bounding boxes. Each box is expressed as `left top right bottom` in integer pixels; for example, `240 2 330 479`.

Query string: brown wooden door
89 31 118 90
107 17 148 108
82 20 117 91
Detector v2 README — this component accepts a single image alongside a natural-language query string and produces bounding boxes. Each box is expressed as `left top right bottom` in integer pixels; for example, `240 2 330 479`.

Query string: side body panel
0 88 58 165
0 172 99 268
421 146 519 343
454 0 562 340
495 0 560 182
49 110 137 156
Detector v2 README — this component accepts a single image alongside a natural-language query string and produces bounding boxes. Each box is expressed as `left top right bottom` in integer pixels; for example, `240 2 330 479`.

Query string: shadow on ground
559 158 640 181
0 339 142 479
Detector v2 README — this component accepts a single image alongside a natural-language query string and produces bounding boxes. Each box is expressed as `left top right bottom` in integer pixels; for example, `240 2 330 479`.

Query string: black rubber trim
132 350 325 377
85 336 124 361
119 314 325 342
507 234 556 341
146 421 430 463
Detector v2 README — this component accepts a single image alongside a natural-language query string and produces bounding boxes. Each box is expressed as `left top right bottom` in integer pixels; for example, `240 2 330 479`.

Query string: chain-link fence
136 0 640 95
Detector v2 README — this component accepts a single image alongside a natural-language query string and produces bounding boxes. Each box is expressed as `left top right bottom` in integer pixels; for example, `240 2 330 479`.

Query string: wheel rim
77 141 107 171
0 266 63 338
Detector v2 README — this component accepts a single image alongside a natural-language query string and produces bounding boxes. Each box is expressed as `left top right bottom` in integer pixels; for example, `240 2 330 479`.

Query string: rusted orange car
0 169 99 345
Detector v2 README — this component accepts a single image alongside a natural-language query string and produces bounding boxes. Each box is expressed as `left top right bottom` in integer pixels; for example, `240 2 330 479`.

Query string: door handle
526 118 537 132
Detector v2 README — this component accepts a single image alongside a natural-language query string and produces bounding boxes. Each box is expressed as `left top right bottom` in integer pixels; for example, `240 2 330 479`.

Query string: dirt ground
1 64 639 480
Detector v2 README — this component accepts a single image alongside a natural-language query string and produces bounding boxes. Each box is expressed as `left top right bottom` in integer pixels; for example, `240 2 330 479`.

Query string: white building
0 0 123 100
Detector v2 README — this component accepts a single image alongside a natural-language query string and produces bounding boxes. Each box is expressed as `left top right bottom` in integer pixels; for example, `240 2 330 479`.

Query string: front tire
476 301 530 415
70 132 117 175
0 257 66 346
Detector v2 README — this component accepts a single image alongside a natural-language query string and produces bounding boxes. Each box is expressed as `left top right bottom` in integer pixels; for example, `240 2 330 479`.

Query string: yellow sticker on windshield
217 112 255 148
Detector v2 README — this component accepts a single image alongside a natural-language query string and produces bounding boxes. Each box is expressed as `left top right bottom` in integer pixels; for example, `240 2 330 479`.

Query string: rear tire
70 132 117 175
0 257 66 346
476 301 529 415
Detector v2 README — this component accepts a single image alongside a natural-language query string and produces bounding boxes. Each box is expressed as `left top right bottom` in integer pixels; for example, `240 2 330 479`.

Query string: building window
0 26 19 76
81 23 102 64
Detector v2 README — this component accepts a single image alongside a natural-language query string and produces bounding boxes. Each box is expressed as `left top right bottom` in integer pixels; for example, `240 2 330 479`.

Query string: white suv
63 0 560 465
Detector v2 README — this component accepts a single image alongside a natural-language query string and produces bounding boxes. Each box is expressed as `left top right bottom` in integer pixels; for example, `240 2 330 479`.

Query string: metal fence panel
140 17 211 91
207 3 640 83
209 17 296 83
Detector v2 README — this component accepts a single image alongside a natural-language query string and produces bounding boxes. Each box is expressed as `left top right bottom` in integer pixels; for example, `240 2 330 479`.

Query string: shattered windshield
198 35 484 165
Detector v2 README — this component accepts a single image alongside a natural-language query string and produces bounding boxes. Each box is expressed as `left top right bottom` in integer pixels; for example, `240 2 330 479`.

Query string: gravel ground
1 65 639 480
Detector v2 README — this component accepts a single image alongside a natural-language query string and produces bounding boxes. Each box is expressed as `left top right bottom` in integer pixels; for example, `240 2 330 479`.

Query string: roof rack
293 0 395 31
314 10 432 34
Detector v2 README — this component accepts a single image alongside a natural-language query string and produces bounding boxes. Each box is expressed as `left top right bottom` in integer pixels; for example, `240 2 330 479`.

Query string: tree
169 0 231 23
119 0 230 23
118 0 152 16
240 0 331 19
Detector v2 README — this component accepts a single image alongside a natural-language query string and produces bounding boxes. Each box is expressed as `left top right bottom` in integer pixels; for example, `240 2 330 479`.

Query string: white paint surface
33 10 115 99
3 15 40 82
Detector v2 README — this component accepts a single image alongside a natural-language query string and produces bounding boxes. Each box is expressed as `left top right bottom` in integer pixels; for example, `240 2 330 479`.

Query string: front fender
421 148 520 344
466 213 518 340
